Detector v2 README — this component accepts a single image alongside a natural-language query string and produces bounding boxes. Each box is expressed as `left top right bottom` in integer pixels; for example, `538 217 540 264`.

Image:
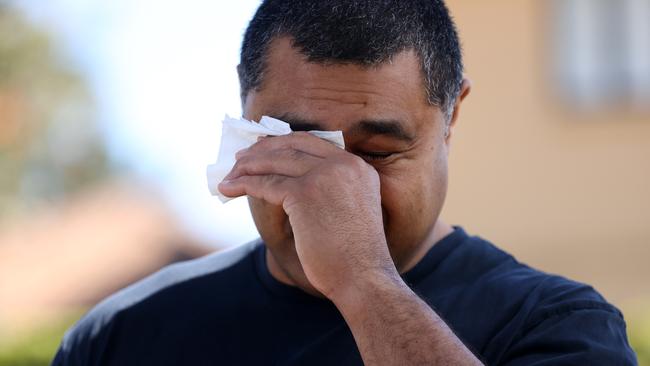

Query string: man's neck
265 219 454 289
398 219 454 274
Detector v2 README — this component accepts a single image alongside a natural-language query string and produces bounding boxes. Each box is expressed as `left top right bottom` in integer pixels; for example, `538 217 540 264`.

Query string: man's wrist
328 267 411 315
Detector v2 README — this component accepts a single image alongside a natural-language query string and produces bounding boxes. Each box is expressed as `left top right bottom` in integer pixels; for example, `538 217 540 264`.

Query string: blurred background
0 0 648 364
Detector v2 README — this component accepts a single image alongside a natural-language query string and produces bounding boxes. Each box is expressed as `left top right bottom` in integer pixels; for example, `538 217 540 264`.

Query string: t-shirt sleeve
51 346 72 366
50 314 113 366
500 302 638 365
51 339 84 366
50 330 95 366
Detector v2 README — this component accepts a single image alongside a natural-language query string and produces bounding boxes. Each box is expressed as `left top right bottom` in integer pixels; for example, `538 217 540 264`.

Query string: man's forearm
331 271 484 366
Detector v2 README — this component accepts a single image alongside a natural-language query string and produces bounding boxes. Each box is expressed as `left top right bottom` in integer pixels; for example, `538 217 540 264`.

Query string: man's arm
219 132 482 365
331 269 483 365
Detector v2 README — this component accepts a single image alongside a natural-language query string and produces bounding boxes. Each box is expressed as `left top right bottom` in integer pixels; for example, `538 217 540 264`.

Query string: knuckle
250 135 275 151
234 148 248 160
326 154 377 182
348 154 369 170
232 155 251 171
247 140 262 153
287 148 305 160
339 154 364 172
229 159 243 175
318 162 351 185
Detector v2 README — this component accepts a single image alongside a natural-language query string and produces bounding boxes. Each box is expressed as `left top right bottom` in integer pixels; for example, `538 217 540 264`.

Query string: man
53 0 637 365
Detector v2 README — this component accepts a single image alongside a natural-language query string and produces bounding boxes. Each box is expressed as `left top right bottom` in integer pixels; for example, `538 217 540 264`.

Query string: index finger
247 131 344 158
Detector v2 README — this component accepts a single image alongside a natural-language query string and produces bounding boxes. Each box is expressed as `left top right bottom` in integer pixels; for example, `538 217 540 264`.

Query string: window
550 0 650 110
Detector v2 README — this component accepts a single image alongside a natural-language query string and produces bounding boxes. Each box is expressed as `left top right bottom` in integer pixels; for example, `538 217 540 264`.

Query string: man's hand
218 132 398 299
218 132 483 365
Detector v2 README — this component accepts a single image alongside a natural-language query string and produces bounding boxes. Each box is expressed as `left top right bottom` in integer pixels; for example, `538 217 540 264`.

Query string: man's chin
265 242 328 299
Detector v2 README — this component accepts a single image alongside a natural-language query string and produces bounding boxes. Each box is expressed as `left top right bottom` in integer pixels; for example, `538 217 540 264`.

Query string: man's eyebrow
353 120 415 142
273 114 325 132
272 114 414 142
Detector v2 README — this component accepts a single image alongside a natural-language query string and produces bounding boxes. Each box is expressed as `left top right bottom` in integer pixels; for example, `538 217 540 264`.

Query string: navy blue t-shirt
52 228 637 365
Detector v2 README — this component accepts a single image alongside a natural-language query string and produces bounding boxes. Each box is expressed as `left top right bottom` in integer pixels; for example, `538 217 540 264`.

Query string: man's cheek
378 172 423 204
249 198 289 238
378 177 415 226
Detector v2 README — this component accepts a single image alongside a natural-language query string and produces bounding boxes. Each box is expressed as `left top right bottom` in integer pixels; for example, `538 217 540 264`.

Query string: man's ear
445 78 472 146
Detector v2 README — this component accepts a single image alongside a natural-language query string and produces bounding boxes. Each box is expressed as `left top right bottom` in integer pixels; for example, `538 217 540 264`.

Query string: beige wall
442 1 650 307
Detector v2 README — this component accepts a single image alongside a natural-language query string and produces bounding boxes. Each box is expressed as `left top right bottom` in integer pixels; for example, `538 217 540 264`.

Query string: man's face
242 37 460 294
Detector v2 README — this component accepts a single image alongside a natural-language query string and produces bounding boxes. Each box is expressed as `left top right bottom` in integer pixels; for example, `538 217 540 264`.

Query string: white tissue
207 115 345 202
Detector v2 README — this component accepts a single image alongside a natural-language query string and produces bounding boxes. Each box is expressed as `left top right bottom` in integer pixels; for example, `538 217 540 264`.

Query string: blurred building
442 0 650 309
0 181 211 340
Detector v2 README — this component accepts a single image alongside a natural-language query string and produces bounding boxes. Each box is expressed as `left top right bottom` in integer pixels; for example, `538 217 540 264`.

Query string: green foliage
0 5 112 217
628 311 650 366
0 315 80 366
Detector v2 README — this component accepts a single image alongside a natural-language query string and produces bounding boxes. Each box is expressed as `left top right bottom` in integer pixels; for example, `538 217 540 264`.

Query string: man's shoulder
54 239 263 363
434 232 635 363
455 233 615 314
470 239 635 364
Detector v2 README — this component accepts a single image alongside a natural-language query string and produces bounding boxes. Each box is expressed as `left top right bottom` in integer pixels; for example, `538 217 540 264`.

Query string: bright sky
16 0 264 246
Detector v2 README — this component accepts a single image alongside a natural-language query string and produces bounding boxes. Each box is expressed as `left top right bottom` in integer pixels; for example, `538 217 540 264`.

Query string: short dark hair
239 0 463 119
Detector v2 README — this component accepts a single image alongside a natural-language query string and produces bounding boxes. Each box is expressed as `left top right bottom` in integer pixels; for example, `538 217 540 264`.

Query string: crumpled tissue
206 115 345 202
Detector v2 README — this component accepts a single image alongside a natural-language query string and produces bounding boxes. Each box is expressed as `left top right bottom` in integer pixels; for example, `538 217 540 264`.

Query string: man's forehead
242 37 439 138
262 37 426 95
